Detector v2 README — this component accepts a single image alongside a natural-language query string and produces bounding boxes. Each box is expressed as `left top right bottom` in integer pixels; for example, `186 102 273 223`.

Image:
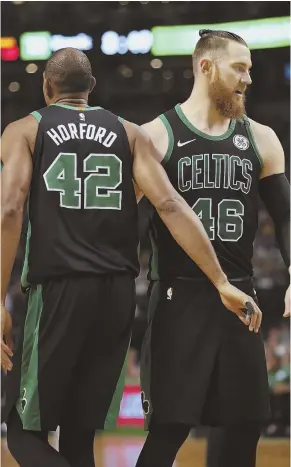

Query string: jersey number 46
193 198 244 242
43 152 122 210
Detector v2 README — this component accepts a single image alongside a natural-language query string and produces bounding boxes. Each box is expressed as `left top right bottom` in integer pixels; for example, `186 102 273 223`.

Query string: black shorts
3 273 136 431
140 278 270 428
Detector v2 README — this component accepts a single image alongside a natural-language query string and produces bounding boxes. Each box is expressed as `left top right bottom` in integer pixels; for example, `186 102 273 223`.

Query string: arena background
1 1 290 466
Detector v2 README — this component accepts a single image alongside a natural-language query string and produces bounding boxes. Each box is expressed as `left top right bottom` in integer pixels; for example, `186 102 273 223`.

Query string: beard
208 70 246 119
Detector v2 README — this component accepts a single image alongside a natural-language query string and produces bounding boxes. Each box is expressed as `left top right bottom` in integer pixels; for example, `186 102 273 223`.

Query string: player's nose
242 71 252 86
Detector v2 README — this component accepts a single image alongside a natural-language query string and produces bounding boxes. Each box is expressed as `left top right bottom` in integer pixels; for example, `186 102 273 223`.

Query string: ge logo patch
141 391 150 415
233 134 249 150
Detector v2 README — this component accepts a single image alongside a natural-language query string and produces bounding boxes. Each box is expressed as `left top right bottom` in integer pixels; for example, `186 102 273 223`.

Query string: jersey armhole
243 115 264 169
30 111 42 123
118 116 125 124
158 114 174 166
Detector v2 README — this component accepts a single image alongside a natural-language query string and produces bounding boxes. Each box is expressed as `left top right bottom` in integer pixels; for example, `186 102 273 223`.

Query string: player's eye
234 65 249 73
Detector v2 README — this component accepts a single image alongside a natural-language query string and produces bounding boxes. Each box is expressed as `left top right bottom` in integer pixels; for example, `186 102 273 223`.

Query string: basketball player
1 48 259 467
136 30 290 467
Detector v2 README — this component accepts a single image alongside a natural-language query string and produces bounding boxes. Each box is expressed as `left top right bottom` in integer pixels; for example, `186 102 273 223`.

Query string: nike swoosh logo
177 138 196 147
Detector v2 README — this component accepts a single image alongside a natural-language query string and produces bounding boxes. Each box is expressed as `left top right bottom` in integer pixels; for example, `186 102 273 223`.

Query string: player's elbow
156 195 184 215
1 197 25 222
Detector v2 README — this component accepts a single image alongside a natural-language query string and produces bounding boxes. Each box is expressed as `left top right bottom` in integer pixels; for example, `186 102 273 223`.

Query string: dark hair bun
199 29 213 37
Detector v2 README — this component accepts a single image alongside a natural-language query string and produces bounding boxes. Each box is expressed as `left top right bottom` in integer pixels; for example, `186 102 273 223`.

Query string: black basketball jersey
149 104 263 280
22 104 139 288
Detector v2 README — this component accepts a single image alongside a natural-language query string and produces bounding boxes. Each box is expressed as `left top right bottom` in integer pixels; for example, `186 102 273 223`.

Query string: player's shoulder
117 118 141 154
142 117 167 135
98 107 122 121
142 117 169 155
247 117 284 172
248 117 279 146
121 117 157 141
3 114 38 138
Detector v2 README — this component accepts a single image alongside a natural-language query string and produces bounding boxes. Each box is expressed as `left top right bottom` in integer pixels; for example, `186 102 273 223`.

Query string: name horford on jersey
47 122 117 148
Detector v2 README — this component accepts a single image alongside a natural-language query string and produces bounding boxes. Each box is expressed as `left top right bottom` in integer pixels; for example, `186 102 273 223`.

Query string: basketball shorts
3 273 136 431
140 278 270 428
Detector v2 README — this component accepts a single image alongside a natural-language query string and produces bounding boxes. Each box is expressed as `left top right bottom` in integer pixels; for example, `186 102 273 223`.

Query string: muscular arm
124 120 228 290
1 118 34 304
250 120 290 267
134 118 169 203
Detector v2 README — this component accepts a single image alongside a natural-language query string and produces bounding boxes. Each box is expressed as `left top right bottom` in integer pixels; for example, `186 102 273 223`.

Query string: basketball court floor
1 433 289 467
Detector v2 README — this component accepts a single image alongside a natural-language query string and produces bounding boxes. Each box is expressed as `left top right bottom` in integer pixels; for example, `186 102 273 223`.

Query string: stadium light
151 17 290 56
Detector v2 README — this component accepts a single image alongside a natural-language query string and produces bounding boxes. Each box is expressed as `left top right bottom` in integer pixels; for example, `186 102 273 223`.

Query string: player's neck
181 86 231 134
52 95 89 107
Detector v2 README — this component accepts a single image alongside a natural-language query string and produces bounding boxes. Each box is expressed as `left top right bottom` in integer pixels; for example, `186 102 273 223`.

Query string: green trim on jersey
21 222 31 290
149 222 159 280
175 104 236 141
243 115 264 169
51 104 103 111
104 346 129 430
21 198 31 291
16 285 44 430
159 114 174 166
118 116 125 124
30 111 42 123
137 242 141 259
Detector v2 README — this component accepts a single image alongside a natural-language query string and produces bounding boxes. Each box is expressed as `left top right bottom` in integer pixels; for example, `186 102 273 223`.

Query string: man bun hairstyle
192 29 248 74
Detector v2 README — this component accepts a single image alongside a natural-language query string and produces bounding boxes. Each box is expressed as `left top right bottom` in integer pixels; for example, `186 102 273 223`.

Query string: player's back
149 104 262 280
22 104 139 288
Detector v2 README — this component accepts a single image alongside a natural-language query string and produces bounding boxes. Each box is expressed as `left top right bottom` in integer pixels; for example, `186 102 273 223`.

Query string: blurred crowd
264 327 290 437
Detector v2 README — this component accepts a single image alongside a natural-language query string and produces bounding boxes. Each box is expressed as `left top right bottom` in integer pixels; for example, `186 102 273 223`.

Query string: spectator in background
253 208 289 333
264 327 290 437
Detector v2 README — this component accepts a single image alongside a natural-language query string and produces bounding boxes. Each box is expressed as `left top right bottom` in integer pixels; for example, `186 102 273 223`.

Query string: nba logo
167 288 173 300
79 113 85 121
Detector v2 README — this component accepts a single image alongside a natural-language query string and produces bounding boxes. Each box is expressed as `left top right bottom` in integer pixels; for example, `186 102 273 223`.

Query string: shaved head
45 48 93 93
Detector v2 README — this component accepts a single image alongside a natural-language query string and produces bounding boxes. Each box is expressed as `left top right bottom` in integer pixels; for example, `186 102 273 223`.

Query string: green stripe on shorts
16 285 44 430
104 348 129 430
140 282 160 429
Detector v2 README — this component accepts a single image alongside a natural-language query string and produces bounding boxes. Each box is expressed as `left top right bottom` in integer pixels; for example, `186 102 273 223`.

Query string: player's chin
217 95 245 119
229 100 245 119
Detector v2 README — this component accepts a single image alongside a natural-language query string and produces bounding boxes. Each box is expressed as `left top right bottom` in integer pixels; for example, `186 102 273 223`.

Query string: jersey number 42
43 152 122 210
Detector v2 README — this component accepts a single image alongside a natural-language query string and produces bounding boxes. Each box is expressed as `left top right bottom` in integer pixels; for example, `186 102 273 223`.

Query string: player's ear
89 76 96 94
200 59 212 76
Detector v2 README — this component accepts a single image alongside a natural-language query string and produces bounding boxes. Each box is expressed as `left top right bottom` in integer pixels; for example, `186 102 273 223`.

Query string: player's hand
283 283 290 318
217 281 262 332
1 304 13 373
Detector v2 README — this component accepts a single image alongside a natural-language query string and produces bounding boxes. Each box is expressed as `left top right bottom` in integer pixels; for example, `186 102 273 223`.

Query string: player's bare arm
134 118 169 202
249 119 285 178
141 118 169 160
1 116 36 371
250 119 290 317
124 120 262 331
